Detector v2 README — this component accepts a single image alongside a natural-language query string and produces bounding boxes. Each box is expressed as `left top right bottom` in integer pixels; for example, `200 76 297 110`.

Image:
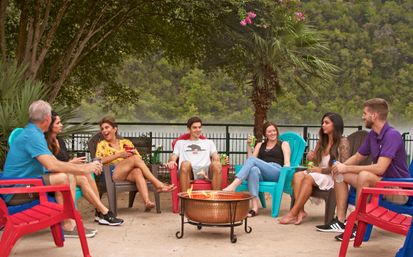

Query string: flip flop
247 210 258 217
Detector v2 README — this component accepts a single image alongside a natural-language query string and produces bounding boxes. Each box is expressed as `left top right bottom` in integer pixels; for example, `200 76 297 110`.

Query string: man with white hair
2 100 102 238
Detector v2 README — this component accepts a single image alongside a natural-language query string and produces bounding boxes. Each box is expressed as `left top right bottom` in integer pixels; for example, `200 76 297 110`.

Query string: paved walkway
5 193 405 257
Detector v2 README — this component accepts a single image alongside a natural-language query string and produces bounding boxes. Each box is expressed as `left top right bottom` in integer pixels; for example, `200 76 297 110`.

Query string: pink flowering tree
212 1 337 139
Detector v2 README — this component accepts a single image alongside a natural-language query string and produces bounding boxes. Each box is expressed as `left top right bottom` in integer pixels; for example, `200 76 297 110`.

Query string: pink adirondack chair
0 178 91 257
168 133 229 213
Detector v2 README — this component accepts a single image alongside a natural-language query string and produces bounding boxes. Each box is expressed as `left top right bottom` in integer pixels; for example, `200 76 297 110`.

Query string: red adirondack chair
168 133 229 213
0 178 91 257
339 181 413 257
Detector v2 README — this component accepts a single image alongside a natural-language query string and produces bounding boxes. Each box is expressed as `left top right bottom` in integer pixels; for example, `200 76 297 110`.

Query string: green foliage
0 61 49 168
80 55 254 123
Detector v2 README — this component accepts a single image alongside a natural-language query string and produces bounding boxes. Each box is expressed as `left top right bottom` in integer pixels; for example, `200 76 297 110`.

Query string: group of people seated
1 97 411 243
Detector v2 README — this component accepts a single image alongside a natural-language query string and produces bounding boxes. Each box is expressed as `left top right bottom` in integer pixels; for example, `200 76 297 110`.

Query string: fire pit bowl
178 190 253 224
176 190 254 243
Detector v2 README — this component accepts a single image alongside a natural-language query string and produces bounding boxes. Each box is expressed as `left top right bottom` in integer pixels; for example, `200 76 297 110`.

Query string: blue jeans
236 157 282 197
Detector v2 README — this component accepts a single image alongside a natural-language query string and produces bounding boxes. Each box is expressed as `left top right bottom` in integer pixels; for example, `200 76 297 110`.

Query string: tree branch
16 0 29 64
31 0 71 78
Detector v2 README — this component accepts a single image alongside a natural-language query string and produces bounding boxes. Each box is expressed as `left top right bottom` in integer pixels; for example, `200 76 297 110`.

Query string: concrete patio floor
4 192 406 257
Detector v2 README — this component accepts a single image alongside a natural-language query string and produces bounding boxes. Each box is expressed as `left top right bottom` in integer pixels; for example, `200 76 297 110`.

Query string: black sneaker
98 211 124 226
315 217 345 233
94 209 101 223
335 225 357 241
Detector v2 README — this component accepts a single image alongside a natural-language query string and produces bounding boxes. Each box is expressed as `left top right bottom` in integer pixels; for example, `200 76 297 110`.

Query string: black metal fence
65 122 413 166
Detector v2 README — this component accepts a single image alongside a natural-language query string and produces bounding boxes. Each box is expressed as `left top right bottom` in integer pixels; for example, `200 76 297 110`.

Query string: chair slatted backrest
347 130 370 204
347 130 371 165
279 132 307 195
279 132 307 167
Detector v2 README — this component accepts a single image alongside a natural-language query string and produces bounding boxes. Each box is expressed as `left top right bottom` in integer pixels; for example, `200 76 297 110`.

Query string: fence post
303 126 308 142
226 125 230 156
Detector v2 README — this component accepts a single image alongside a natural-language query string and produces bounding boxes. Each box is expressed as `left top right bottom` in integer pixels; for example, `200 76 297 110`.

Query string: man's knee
356 171 379 188
180 161 192 175
49 172 70 185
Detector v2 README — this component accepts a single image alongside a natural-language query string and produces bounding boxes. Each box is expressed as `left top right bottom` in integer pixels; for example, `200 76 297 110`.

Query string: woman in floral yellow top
96 117 176 211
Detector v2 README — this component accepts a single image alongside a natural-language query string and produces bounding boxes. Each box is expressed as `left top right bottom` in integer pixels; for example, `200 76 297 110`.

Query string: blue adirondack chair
235 132 307 217
6 127 84 203
395 217 413 257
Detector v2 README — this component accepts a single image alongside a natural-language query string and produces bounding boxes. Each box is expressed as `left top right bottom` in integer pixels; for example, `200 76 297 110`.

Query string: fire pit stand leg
229 202 237 243
176 199 185 239
244 218 252 233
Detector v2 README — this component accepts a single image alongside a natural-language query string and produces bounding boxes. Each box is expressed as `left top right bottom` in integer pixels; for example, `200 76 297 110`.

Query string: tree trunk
253 103 267 140
0 0 9 61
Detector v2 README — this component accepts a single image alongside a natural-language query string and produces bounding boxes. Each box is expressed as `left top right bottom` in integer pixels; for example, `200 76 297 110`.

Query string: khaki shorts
383 186 409 205
8 174 51 206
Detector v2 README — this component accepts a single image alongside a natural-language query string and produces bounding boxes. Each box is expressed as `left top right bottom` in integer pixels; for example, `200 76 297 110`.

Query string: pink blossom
240 19 247 26
294 12 305 22
247 12 257 19
245 17 253 24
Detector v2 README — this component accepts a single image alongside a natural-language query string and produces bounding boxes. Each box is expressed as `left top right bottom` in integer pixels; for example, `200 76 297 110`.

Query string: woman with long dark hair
279 112 350 225
224 121 291 217
45 111 124 227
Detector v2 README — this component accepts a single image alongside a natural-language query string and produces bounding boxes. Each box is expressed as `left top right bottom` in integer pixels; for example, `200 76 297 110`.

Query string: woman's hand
307 166 322 173
70 156 86 164
118 151 133 159
246 135 253 147
307 150 316 161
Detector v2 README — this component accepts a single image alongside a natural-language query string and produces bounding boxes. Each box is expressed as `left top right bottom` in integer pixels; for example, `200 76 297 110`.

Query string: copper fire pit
176 190 254 243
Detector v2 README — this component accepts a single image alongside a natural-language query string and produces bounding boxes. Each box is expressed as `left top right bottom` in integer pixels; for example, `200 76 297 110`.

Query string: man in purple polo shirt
317 98 410 241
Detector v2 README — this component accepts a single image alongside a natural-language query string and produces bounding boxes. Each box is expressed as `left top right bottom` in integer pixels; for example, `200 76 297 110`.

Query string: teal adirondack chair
7 128 83 203
235 132 307 217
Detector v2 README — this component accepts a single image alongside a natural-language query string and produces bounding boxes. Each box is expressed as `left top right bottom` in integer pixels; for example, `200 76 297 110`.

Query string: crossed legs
76 174 110 214
112 155 175 208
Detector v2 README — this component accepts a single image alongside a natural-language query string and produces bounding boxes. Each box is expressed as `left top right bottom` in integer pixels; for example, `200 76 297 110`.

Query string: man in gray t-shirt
166 117 222 191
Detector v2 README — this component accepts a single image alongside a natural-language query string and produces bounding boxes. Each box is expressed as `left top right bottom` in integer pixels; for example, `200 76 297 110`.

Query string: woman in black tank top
223 121 291 216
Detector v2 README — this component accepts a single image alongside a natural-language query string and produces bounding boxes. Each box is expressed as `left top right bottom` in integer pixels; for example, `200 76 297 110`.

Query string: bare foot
295 210 308 225
222 185 235 192
278 213 298 225
144 201 155 212
157 183 177 192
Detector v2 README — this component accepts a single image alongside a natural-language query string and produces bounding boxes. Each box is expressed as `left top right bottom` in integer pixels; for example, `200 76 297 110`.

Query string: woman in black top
224 121 291 216
45 111 123 226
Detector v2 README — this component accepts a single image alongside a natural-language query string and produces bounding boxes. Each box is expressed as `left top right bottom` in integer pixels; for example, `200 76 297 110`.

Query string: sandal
156 183 177 193
144 201 155 212
247 209 258 217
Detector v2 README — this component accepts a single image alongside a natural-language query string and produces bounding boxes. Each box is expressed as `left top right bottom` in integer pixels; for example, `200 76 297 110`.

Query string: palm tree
0 61 49 168
0 61 94 169
205 2 338 139
245 19 338 138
